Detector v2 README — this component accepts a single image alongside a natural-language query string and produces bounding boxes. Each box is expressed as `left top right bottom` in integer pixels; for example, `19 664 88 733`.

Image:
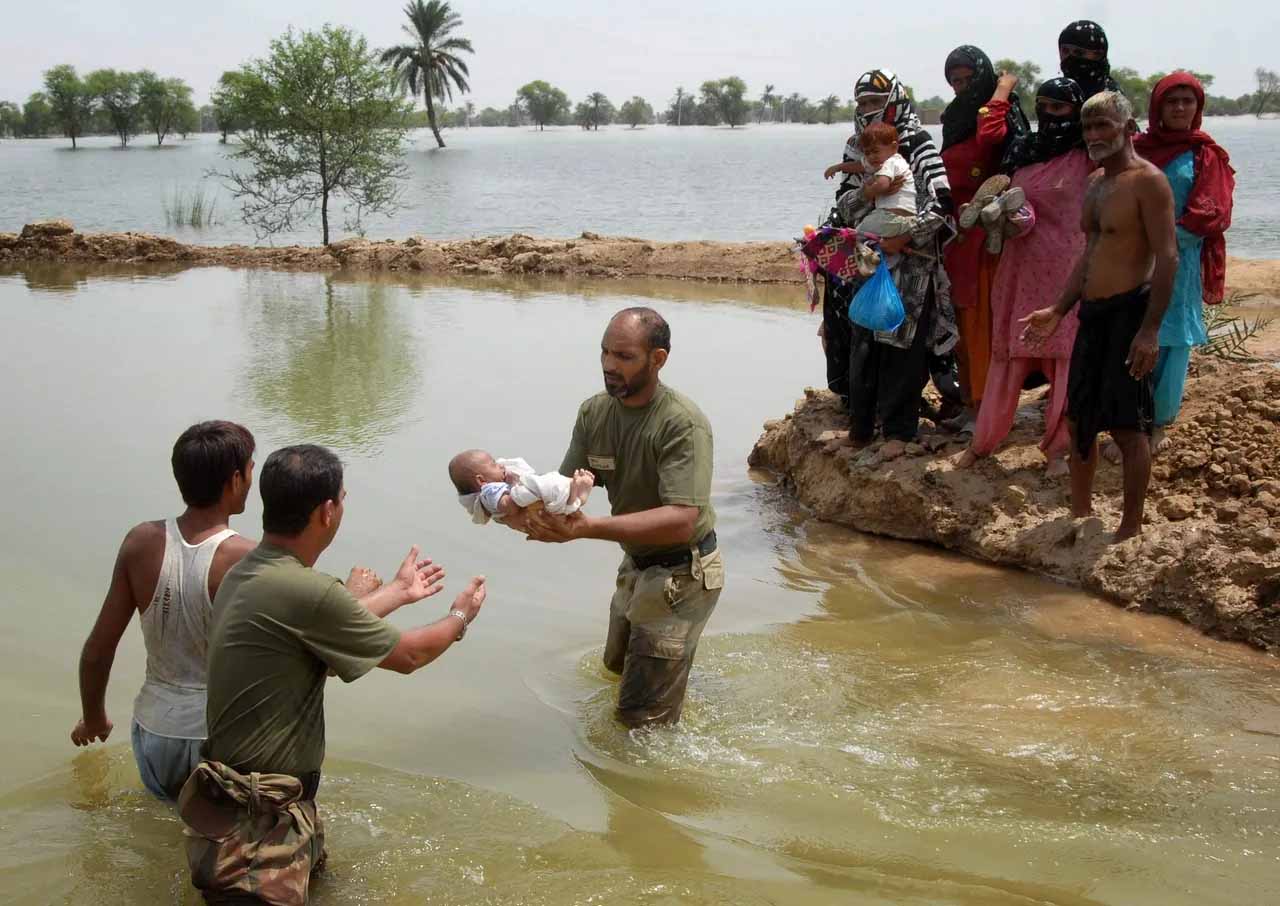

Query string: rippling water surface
2 119 1277 257
0 266 1276 904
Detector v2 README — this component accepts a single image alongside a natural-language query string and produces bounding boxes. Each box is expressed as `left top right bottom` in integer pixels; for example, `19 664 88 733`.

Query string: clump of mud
750 361 1280 651
0 221 798 283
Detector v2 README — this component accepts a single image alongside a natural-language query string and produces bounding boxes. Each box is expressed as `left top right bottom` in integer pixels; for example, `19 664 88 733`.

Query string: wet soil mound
0 221 797 283
4 221 1276 298
750 359 1280 651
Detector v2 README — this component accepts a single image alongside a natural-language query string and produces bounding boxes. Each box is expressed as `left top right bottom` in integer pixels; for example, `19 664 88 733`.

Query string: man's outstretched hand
1019 307 1063 345
451 575 487 626
393 546 446 603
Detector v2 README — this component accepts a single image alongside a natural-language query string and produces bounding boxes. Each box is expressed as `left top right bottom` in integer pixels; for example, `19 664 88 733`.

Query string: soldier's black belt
631 531 717 572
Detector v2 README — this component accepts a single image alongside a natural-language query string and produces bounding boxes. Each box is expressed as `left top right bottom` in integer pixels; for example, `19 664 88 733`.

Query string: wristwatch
448 609 469 640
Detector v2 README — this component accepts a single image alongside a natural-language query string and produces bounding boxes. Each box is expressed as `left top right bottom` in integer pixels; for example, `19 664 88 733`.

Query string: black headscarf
1000 77 1085 173
940 45 1031 152
1058 20 1119 99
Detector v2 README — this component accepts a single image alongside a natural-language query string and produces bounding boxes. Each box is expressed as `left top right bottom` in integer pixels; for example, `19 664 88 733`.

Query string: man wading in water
1021 91 1178 541
526 307 724 727
180 444 487 904
71 421 258 799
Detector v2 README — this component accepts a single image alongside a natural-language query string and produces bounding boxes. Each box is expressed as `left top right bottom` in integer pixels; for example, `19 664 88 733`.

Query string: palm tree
759 84 776 123
673 86 686 126
381 0 474 148
820 94 840 125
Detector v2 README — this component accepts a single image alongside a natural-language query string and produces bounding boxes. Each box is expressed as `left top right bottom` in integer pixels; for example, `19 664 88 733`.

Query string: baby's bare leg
569 469 595 507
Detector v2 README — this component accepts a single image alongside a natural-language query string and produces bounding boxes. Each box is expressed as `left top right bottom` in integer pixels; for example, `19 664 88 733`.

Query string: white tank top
132 519 237 739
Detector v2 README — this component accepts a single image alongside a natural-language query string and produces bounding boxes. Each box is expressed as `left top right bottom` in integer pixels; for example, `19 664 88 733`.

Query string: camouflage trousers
178 760 325 906
605 548 724 726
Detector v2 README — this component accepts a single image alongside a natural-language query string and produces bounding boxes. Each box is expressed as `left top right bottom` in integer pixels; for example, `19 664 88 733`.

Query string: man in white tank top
70 421 260 799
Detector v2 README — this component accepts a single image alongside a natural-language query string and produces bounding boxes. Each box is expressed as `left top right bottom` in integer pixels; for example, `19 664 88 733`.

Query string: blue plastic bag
847 258 905 333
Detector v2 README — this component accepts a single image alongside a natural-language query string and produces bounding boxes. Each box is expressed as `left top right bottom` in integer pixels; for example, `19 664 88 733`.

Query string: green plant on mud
162 186 217 228
1199 290 1273 362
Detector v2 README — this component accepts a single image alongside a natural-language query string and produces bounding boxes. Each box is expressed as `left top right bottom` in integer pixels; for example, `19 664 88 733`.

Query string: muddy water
0 266 1276 905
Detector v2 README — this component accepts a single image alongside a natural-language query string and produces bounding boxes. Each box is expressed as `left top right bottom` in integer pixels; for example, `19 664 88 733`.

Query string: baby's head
448 449 506 494
858 122 899 168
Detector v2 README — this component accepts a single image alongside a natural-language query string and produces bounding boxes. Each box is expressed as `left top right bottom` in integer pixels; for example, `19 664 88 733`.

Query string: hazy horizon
2 1 1276 112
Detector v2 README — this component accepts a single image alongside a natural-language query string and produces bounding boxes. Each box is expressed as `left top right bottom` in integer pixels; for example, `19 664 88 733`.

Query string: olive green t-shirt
560 383 716 559
205 543 402 777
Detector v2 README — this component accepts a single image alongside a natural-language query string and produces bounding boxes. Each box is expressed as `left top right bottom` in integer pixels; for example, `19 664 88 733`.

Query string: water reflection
239 272 422 455
0 262 187 294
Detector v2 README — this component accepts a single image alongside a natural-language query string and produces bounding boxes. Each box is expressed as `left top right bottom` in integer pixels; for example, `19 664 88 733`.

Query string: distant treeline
0 65 202 146
5 60 1277 145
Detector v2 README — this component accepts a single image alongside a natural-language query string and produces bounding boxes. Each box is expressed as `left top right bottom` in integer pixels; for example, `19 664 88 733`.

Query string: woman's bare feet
1045 456 1069 478
951 448 979 469
1150 426 1169 456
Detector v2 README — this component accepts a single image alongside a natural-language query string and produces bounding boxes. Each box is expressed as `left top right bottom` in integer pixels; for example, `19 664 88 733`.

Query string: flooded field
0 265 1276 904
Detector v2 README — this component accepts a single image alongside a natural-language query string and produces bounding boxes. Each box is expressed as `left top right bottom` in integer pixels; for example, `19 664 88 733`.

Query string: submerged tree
618 96 653 128
759 84 776 122
86 69 140 147
516 80 569 130
42 65 94 149
0 101 23 138
138 71 193 146
575 91 613 130
701 77 749 127
381 0 473 148
819 94 840 124
1254 68 1279 118
215 26 411 245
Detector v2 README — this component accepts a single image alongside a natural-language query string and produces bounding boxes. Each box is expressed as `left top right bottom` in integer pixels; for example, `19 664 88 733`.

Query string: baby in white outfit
449 449 594 525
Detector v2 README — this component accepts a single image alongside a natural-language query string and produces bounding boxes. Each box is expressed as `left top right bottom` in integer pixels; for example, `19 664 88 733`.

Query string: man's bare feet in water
569 469 595 508
951 448 979 469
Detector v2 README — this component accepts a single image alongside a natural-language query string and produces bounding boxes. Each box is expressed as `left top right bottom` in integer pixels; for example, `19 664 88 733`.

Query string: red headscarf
1134 71 1235 303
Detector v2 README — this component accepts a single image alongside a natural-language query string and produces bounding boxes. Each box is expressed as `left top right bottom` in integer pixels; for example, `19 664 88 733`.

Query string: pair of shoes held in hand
957 174 1025 255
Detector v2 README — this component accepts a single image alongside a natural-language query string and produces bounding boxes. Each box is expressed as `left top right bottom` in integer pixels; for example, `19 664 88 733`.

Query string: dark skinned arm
1127 169 1180 378
72 533 140 745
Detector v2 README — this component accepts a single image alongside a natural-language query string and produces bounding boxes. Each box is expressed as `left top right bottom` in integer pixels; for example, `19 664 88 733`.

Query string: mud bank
3 220 1278 297
0 220 798 283
750 351 1280 651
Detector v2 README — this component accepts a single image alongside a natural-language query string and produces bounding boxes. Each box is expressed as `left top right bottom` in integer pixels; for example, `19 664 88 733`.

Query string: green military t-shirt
560 382 716 559
205 543 402 777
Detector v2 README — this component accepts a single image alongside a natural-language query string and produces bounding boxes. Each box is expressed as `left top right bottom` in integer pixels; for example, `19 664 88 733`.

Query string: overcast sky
2 0 1276 109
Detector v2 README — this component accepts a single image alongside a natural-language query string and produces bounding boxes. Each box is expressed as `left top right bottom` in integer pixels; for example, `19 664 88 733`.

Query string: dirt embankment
750 352 1280 652
0 220 798 283
4 220 1278 300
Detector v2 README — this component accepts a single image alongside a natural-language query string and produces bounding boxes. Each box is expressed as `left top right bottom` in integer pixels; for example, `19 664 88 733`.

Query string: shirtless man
1020 91 1178 541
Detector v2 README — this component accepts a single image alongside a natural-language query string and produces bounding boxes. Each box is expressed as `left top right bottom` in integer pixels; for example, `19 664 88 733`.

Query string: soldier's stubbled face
601 316 663 400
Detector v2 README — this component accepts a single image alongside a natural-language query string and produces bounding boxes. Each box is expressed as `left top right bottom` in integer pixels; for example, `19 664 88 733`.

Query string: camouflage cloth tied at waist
179 760 326 906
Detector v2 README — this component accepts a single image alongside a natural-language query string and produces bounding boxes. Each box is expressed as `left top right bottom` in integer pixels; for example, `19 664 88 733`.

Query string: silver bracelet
448 609 468 640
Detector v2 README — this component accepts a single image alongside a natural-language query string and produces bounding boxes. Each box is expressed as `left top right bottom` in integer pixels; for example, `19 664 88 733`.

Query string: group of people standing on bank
820 20 1235 541
70 307 718 904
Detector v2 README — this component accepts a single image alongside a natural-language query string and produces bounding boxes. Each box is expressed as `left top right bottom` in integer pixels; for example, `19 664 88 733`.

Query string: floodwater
0 265 1277 905
2 119 1279 258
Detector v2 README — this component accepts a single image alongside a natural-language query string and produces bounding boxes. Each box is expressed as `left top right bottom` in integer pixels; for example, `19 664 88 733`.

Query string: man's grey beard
1088 132 1127 161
